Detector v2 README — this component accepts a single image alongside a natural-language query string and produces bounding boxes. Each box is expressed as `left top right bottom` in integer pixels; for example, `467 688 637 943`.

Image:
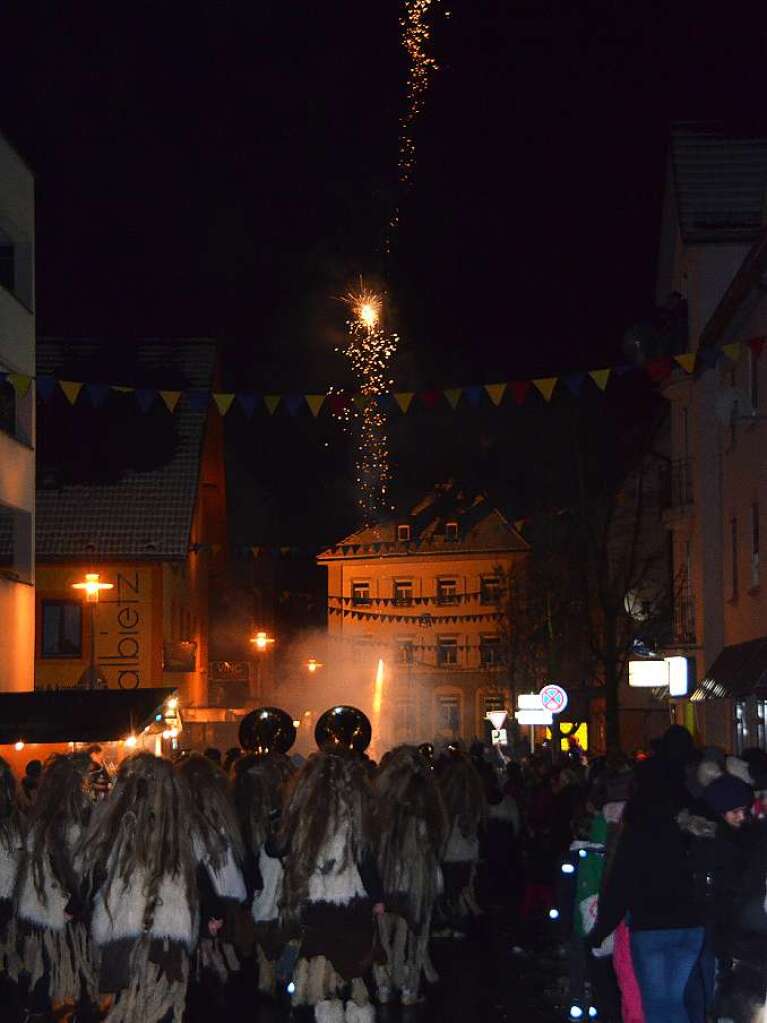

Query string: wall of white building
0 133 35 692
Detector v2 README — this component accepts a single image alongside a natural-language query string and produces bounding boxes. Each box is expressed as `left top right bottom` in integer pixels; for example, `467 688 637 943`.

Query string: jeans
684 925 716 1023
631 926 704 1023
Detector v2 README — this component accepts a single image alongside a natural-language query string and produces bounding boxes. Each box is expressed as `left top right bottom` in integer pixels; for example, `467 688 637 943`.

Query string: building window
437 577 459 604
0 227 14 294
752 502 760 589
481 575 502 604
397 524 411 542
397 637 415 664
445 521 459 541
731 516 739 600
0 375 15 438
394 698 415 739
42 600 82 657
483 691 505 716
436 693 460 734
480 634 503 666
0 503 32 584
351 581 371 606
393 579 413 606
750 347 760 411
438 635 458 666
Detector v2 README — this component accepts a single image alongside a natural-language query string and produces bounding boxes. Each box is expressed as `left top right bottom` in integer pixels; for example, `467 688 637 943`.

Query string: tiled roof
36 339 215 561
671 123 767 243
317 484 529 561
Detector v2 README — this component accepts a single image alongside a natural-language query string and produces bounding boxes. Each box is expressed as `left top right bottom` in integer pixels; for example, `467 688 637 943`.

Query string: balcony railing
673 589 696 644
662 458 693 510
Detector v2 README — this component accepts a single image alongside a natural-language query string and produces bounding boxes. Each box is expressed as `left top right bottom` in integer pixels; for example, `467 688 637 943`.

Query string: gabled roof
36 339 215 561
671 123 767 243
317 485 529 561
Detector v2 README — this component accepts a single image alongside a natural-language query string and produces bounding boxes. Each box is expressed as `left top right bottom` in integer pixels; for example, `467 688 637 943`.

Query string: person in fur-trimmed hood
434 746 486 935
372 745 447 1007
0 757 22 985
234 749 295 996
268 709 384 1023
79 752 203 1023
176 753 248 1000
14 752 95 1019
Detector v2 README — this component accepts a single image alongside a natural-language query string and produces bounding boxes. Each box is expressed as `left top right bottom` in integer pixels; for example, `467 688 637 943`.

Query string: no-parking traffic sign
539 684 568 715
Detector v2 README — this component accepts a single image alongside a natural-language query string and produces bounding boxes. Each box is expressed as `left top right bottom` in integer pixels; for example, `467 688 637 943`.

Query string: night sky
2 2 767 545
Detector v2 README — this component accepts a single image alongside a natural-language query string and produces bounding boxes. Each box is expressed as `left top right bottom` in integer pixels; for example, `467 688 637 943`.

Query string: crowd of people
2 716 767 1023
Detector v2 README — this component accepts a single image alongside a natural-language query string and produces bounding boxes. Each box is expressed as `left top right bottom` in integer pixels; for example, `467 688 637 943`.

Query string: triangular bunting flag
749 337 765 359
7 374 31 398
444 388 462 409
421 389 442 409
393 392 414 413
722 342 742 363
112 385 134 394
211 543 223 555
85 383 110 408
564 373 586 397
250 546 261 558
464 385 483 407
697 347 721 371
60 380 83 405
510 381 530 405
264 395 281 415
160 390 182 413
135 389 157 413
645 357 674 383
533 377 558 402
513 518 527 533
305 394 325 417
285 395 305 416
484 383 507 406
213 393 235 416
589 368 611 391
36 375 57 401
237 393 258 419
186 389 210 412
673 353 696 374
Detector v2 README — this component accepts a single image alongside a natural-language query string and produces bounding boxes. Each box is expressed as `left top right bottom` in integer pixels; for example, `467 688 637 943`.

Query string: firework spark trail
333 285 398 523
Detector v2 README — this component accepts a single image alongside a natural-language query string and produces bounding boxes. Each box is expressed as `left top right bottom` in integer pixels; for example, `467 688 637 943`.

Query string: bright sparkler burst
398 0 441 186
334 285 398 523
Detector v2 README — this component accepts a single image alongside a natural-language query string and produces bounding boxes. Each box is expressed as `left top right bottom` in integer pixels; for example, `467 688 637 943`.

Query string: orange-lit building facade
316 486 529 746
34 341 227 727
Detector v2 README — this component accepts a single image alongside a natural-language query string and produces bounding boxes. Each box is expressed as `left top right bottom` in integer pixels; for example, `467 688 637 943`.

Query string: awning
691 637 767 701
0 687 176 745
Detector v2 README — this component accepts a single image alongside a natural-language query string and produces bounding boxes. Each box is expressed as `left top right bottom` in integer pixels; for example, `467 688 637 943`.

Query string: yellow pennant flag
674 353 696 374
513 518 527 533
112 385 134 394
722 342 742 362
393 392 414 413
213 393 235 416
60 380 83 405
444 388 462 409
533 377 558 402
211 543 223 556
305 394 325 417
160 390 181 412
7 374 31 398
484 383 507 406
589 368 611 391
264 395 281 415
250 546 261 558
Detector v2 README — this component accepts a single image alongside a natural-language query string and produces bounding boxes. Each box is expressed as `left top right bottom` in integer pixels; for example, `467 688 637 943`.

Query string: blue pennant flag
564 372 586 397
284 394 304 416
464 385 484 407
135 389 157 413
697 347 722 371
186 389 210 413
85 383 111 408
36 375 57 401
237 393 259 419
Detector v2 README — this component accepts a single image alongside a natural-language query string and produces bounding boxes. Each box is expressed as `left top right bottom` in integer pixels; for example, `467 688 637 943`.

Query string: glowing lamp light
14 741 24 752
292 720 300 728
579 849 588 859
306 658 323 673
561 862 575 875
569 1007 584 1020
287 982 296 995
125 735 138 749
250 631 275 652
548 908 560 920
71 572 114 604
588 1009 598 1019
166 696 179 711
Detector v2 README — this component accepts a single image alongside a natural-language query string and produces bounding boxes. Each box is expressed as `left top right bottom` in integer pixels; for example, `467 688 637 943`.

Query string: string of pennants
328 591 495 606
327 605 504 625
7 337 764 418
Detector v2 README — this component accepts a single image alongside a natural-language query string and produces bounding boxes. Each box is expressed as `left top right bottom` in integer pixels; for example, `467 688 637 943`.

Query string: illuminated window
352 581 371 606
438 636 458 666
42 600 82 658
393 579 413 606
445 521 459 541
437 577 459 604
0 503 32 584
394 698 415 738
436 693 460 733
397 637 415 664
481 575 502 604
480 634 503 666
483 691 505 715
397 524 411 542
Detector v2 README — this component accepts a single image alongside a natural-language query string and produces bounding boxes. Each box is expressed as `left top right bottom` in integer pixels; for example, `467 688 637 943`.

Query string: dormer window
445 521 459 541
397 524 411 542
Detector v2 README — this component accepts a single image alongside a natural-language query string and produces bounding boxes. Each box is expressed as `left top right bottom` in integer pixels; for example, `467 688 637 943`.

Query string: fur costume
436 750 486 927
274 750 383 1021
0 757 22 979
372 745 446 1005
14 753 95 1010
80 752 199 1023
234 751 295 994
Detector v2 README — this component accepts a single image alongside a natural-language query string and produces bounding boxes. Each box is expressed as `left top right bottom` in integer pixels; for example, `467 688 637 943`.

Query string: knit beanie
703 774 754 815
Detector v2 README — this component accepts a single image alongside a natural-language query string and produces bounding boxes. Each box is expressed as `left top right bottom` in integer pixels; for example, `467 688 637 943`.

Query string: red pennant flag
645 357 674 383
421 389 442 409
510 381 530 405
749 337 766 359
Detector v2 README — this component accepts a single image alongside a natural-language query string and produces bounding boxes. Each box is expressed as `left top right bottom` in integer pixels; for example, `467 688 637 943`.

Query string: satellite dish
714 387 755 425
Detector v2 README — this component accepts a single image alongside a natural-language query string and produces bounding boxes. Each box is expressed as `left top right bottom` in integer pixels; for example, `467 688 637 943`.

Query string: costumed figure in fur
0 757 23 984
176 753 248 996
234 706 296 996
434 746 486 934
373 744 447 1007
79 752 202 1023
14 753 95 1017
271 705 384 1023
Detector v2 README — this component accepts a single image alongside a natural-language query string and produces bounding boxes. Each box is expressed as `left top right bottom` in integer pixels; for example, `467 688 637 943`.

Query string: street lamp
305 657 323 674
71 572 113 689
249 630 275 698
